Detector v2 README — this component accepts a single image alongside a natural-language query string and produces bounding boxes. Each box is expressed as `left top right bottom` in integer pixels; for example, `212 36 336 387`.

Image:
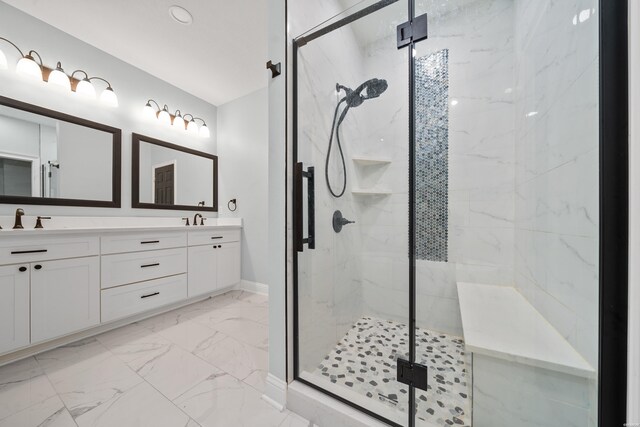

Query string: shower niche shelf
351 156 392 166
351 188 392 196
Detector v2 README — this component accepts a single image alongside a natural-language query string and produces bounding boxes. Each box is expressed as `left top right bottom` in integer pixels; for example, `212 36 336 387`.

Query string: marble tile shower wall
513 0 599 369
296 17 367 373
359 0 516 336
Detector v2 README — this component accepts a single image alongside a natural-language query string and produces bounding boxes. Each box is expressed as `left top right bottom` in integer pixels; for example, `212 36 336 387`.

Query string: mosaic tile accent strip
415 49 450 262
314 316 471 427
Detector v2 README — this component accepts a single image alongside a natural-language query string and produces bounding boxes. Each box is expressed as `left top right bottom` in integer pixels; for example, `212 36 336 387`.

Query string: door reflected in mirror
0 97 121 207
132 133 217 211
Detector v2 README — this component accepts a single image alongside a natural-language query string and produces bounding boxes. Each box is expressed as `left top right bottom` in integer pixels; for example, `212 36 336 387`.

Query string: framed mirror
0 96 121 207
132 133 218 211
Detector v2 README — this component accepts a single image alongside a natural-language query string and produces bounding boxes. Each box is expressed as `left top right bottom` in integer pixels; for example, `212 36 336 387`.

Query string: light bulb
199 123 210 138
100 87 118 107
76 78 96 98
172 112 185 129
158 108 172 126
143 102 157 119
187 119 198 135
48 63 70 90
16 55 42 81
0 49 7 70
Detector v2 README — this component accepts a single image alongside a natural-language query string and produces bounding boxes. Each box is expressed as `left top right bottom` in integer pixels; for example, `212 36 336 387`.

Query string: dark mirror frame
131 133 218 212
0 95 122 208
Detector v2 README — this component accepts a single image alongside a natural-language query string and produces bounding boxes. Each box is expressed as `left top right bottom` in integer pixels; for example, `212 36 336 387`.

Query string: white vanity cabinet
31 257 100 343
0 264 30 354
0 224 242 360
0 234 101 353
187 229 241 297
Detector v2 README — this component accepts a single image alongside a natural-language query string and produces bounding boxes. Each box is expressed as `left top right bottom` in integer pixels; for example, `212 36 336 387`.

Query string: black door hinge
397 358 429 391
397 13 428 49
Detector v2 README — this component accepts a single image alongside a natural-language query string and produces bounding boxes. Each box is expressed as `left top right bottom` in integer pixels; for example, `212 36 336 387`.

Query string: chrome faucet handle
35 216 51 229
181 217 190 226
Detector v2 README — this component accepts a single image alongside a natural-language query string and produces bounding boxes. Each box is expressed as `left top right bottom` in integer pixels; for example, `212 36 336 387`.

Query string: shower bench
456 282 596 427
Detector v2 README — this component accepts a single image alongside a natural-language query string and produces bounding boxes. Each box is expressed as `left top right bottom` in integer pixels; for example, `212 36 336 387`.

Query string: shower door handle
294 162 315 252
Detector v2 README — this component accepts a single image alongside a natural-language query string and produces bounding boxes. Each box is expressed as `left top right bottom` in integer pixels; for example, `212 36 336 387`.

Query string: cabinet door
31 257 100 343
217 242 241 289
188 245 218 297
0 265 30 354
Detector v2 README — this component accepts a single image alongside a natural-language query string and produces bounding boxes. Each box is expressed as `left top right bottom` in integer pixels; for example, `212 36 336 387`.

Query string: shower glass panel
413 1 599 426
294 1 411 425
294 0 603 426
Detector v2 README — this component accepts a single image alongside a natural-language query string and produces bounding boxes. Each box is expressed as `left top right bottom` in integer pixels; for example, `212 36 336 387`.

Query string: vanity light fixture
16 50 43 81
143 100 211 138
48 62 71 90
0 36 118 108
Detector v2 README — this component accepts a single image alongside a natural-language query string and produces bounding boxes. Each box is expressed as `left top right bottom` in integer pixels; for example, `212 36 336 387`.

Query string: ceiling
2 0 268 106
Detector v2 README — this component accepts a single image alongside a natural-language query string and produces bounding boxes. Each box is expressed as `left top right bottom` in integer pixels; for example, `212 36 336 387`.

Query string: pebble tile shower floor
314 316 471 426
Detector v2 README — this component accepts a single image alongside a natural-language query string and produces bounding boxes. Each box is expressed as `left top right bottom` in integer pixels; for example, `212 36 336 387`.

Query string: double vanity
0 218 241 361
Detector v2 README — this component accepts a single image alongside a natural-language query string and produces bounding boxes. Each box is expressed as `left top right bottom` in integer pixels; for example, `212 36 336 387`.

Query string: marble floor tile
35 338 111 377
97 328 173 366
48 355 143 419
189 301 269 327
0 357 58 420
137 308 194 332
75 381 189 427
130 344 221 401
194 334 268 383
208 318 268 348
242 368 268 393
175 373 287 427
0 395 76 427
0 289 308 427
228 290 269 307
150 319 226 354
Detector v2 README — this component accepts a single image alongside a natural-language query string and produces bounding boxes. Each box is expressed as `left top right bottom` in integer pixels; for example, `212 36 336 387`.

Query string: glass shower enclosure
291 0 626 426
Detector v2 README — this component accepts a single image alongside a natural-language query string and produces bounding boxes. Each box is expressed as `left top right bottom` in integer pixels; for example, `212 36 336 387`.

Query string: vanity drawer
101 274 187 323
101 231 187 255
0 235 99 265
101 247 187 289
188 229 240 246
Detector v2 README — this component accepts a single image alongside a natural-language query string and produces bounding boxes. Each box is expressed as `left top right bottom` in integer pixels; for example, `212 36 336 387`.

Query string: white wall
217 88 269 285
0 2 217 218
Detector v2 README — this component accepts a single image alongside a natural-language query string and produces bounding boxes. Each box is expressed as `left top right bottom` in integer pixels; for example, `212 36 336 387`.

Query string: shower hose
325 99 350 198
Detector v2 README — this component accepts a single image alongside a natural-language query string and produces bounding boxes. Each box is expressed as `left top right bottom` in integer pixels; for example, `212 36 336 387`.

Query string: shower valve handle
333 210 355 233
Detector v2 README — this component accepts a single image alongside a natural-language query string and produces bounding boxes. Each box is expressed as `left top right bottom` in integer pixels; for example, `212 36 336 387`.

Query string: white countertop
0 216 242 236
457 282 595 378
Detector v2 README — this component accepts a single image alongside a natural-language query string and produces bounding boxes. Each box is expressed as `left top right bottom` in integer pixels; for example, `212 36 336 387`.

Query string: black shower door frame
290 1 629 426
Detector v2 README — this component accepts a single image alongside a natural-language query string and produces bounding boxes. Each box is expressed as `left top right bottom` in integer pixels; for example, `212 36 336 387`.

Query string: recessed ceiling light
169 5 193 25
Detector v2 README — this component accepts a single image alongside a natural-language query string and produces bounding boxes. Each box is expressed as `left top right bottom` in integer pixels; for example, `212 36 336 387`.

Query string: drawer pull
211 236 223 240
34 265 42 270
140 292 160 299
140 240 160 244
18 266 27 272
141 263 160 268
11 249 48 255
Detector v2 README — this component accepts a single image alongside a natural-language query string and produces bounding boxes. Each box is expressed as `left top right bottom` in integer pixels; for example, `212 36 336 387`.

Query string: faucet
13 208 24 229
193 213 203 226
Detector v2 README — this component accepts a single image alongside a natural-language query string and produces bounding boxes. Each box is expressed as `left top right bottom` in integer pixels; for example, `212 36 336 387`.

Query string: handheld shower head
327 77 389 198
336 78 388 108
359 78 388 100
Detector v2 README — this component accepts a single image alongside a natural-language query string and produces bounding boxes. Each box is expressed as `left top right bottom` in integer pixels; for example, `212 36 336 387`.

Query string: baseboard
236 279 269 295
262 373 287 411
